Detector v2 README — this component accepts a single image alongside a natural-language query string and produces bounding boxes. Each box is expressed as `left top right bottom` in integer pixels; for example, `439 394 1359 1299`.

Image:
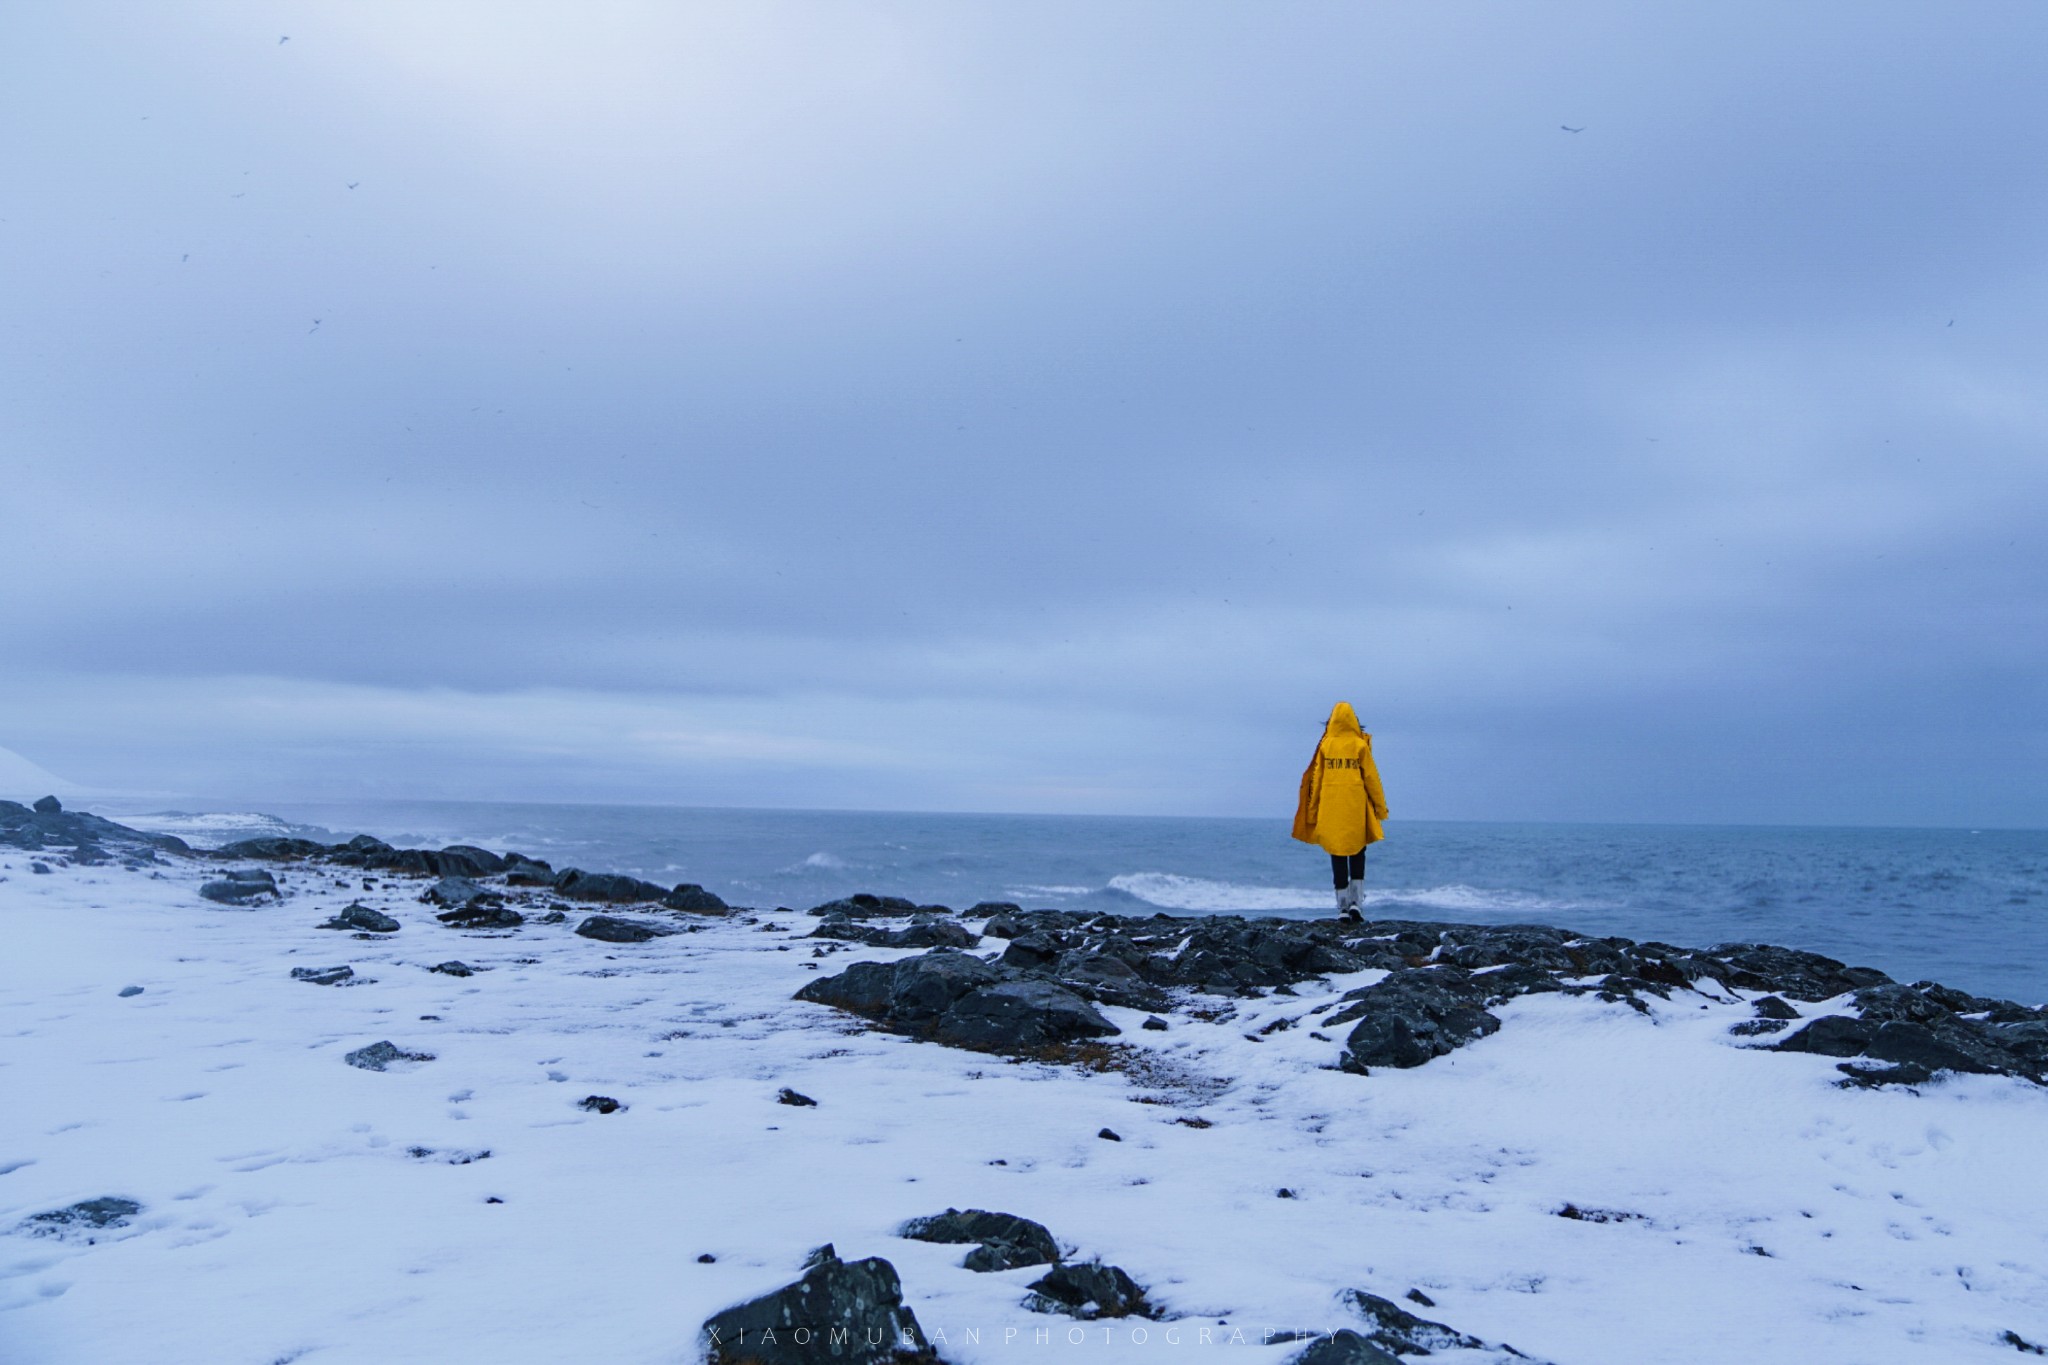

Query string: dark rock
1339 1289 1486 1355
0 802 187 859
1288 1330 1402 1365
323 833 395 866
578 1095 624 1114
291 965 355 986
808 893 921 919
1774 998 2030 1082
1775 1015 1878 1058
664 883 731 914
1335 968 1503 1073
968 901 1024 921
698 1253 718 1264
503 855 556 885
796 949 1117 1054
344 1040 433 1071
701 1246 934 1365
435 845 508 878
361 846 439 876
437 904 526 930
215 836 328 860
118 985 144 998
900 1208 1060 1272
980 912 1028 939
932 978 1119 1051
320 903 400 934
424 875 498 908
777 1087 818 1107
880 918 979 949
1730 1018 1789 1036
1709 943 1893 1001
574 914 679 943
814 915 979 950
1097 1128 1121 1141
1023 1261 1152 1319
30 861 50 874
1001 932 1062 971
1142 1016 1169 1031
429 960 475 977
22 1196 140 1237
1404 1289 1435 1308
200 868 280 904
553 869 669 903
1754 995 1801 1020
32 795 61 814
2002 1329 2047 1355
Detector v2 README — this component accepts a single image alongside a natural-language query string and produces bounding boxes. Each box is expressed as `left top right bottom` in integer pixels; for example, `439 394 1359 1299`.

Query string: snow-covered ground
2 852 2045 1365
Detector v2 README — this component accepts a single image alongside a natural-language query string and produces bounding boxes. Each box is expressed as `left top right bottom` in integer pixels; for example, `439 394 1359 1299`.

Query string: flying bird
279 35 289 44
309 319 322 333
1561 124 1585 133
347 182 359 189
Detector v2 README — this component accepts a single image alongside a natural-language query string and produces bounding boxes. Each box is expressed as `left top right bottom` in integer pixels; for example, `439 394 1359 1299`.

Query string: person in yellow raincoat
1291 701 1388 921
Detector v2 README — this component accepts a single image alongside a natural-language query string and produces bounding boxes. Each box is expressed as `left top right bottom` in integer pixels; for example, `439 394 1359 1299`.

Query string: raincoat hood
1325 702 1363 739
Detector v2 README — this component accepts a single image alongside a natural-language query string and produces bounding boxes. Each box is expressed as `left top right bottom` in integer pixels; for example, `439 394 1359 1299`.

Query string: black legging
1330 851 1365 889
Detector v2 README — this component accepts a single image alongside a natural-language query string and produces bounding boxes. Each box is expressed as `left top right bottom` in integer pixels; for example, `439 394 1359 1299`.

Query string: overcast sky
3 1 2044 825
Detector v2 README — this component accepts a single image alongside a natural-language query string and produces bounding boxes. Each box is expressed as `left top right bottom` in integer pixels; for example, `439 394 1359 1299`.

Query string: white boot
1339 881 1363 921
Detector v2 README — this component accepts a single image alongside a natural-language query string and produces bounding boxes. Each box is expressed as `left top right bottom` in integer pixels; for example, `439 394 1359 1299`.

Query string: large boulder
435 845 508 878
899 1208 1059 1271
553 869 670 903
796 949 1117 1054
323 834 395 866
701 1247 934 1365
664 883 730 914
934 979 1120 1051
1332 968 1503 1073
502 854 556 885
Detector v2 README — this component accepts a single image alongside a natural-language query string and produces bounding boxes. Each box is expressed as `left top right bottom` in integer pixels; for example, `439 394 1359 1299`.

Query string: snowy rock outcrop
701 1246 935 1365
795 948 1118 1053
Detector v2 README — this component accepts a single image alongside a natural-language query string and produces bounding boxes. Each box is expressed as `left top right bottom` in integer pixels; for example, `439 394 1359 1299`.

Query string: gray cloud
3 1 2044 824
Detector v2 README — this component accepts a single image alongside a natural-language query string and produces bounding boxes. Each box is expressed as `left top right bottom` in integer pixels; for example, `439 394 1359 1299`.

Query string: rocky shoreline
12 796 2034 1094
8 794 2047 1364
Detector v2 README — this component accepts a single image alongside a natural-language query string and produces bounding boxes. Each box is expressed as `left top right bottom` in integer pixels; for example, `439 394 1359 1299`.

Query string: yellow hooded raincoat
1291 702 1389 855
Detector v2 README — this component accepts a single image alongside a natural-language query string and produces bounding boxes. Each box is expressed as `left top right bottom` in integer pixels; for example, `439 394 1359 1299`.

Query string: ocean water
109 800 2048 1006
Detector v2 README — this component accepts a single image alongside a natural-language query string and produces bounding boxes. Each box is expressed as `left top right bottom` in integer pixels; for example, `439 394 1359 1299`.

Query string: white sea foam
1007 884 1096 898
801 851 847 869
1107 872 1331 911
1109 871 1593 916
